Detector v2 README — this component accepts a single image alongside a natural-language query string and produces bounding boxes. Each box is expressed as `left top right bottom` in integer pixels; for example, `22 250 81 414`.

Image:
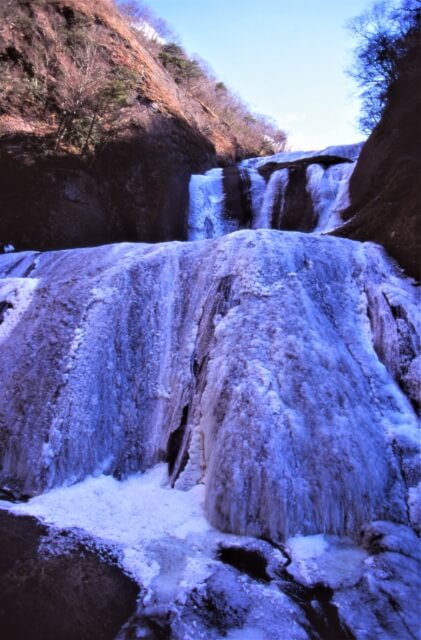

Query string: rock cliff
0 0 262 252
334 33 421 280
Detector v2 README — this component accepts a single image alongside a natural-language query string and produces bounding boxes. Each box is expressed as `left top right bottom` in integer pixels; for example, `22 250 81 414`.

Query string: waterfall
187 168 226 240
1 139 419 637
187 167 267 240
307 161 356 232
187 143 361 236
0 232 418 541
258 168 289 229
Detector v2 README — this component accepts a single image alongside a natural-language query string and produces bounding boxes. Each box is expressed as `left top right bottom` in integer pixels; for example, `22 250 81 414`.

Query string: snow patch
6 464 214 590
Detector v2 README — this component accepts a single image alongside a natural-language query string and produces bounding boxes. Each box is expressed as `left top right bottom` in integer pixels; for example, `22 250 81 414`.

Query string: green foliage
63 14 91 55
98 67 138 109
158 43 203 84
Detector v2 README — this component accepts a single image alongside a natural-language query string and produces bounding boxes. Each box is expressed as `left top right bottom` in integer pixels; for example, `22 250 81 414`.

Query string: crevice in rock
274 569 356 640
365 287 420 413
259 535 292 567
0 301 13 324
387 594 418 640
167 275 237 488
166 404 189 477
238 168 254 228
218 546 271 583
0 486 29 503
271 178 284 229
222 167 253 228
22 259 39 278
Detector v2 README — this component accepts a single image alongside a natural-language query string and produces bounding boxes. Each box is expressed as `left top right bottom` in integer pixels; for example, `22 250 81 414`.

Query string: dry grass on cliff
0 0 286 159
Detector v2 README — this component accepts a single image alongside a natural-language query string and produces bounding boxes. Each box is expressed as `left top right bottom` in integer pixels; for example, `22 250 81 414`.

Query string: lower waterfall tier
0 231 419 541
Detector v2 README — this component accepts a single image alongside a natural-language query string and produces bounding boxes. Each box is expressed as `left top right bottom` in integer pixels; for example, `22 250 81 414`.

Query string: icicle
259 169 289 229
187 168 226 240
305 162 356 232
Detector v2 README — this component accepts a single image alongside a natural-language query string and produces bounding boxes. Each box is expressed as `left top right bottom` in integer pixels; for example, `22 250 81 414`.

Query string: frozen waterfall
1 148 420 638
187 167 266 239
0 231 419 542
187 143 362 238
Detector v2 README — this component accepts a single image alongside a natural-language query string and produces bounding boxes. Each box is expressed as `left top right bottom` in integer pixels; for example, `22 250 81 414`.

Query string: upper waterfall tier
187 143 363 240
0 231 418 541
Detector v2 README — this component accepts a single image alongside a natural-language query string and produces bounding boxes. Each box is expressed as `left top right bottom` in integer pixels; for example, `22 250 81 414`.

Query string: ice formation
187 167 266 239
188 143 361 238
0 138 419 638
0 232 419 543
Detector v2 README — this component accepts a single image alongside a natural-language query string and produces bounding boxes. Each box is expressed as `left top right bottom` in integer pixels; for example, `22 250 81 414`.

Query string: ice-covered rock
0 231 419 543
6 466 419 640
241 142 364 170
188 143 362 237
187 167 266 240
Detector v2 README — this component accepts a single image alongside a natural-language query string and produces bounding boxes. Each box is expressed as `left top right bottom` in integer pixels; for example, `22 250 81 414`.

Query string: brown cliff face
334 34 421 280
0 0 243 250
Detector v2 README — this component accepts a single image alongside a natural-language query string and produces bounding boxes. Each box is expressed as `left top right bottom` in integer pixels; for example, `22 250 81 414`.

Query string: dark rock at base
222 167 253 227
0 511 139 640
334 34 421 280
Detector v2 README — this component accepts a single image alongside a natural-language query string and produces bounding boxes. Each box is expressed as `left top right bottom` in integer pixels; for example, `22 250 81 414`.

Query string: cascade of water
187 168 226 240
187 144 361 239
0 232 418 540
257 169 289 229
307 162 356 232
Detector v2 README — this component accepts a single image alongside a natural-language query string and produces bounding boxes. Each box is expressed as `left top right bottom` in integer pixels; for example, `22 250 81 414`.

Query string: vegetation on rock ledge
0 0 287 158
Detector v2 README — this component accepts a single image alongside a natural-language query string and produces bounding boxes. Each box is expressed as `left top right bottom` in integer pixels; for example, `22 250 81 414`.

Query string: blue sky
146 0 371 150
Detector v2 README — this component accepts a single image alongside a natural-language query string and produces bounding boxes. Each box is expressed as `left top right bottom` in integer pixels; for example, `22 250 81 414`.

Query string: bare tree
347 0 420 133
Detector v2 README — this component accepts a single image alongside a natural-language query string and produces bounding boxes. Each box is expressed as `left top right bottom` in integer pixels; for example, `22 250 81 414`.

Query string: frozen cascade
0 231 419 542
187 167 266 240
187 168 226 240
187 143 361 238
307 161 357 232
258 168 289 229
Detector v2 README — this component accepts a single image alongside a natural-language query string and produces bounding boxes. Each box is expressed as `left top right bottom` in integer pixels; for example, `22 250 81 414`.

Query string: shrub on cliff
114 0 287 156
159 43 203 86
